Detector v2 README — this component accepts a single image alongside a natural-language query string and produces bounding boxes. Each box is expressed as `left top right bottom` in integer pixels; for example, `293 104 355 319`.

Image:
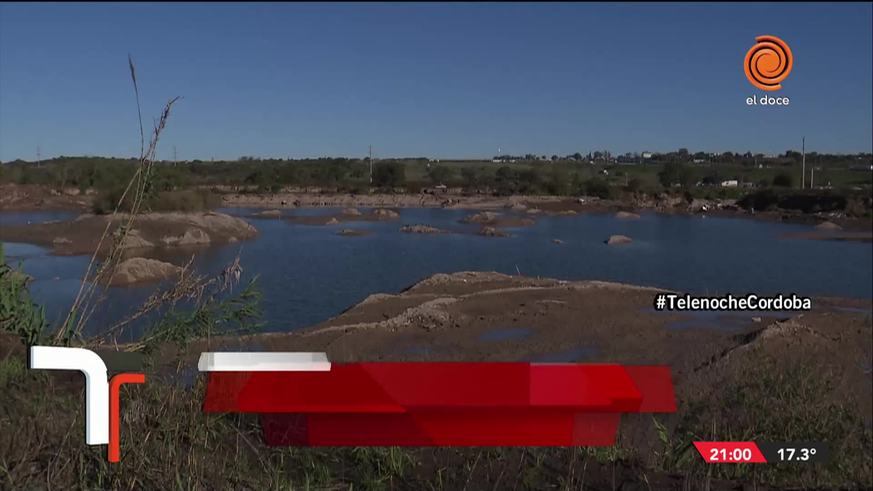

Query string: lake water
2 208 871 338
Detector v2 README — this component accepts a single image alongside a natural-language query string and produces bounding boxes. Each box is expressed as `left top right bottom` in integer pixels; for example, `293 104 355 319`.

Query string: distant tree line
1 152 870 217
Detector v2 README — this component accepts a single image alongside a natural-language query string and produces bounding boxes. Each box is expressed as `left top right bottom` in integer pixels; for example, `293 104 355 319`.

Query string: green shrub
372 161 406 189
92 187 221 214
738 188 780 211
584 177 613 199
772 173 793 187
0 244 46 346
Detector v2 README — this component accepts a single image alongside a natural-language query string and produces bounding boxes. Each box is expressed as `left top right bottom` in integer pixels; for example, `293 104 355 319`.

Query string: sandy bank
0 211 257 256
0 184 92 211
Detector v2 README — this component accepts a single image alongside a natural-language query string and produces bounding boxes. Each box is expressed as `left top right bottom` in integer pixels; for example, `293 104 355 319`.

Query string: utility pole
810 167 815 189
801 137 806 189
368 145 373 185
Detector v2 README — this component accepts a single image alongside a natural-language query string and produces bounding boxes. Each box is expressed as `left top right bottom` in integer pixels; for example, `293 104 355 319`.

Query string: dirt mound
606 234 632 245
341 208 362 216
109 257 181 286
0 211 257 256
478 226 509 238
815 221 842 231
118 229 155 250
615 211 640 219
400 224 449 234
252 209 282 218
160 228 211 246
372 208 400 219
461 211 499 224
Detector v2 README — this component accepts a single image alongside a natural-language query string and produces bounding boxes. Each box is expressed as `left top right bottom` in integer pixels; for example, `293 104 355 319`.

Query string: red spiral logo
744 35 793 91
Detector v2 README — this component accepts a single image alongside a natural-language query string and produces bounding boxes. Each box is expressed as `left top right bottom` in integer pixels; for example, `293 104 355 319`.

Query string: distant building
720 179 739 188
641 152 654 160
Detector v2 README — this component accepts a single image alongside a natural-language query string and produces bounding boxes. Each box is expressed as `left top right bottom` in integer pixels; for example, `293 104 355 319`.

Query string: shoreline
2 187 871 241
218 191 873 231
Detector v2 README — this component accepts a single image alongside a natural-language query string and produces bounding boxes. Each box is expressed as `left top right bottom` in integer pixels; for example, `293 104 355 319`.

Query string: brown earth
0 211 257 256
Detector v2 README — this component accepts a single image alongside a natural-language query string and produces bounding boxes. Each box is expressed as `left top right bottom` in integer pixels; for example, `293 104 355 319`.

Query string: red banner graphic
203 362 675 446
693 441 768 464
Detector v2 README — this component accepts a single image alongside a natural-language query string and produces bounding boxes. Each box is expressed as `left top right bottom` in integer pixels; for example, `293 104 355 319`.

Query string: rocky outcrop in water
615 211 640 220
400 224 449 234
109 257 181 286
606 234 633 245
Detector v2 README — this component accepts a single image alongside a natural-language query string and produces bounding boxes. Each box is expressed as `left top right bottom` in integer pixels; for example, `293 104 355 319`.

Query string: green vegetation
372 161 406 190
2 151 870 207
0 244 46 346
659 354 872 489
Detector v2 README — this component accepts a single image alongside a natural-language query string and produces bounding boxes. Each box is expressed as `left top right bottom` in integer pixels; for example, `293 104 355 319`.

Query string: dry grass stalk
55 57 180 343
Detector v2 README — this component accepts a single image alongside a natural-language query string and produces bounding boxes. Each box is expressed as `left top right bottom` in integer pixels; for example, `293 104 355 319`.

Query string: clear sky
1 2 871 161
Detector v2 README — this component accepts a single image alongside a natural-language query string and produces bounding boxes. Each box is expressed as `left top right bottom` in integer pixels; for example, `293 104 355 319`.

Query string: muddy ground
3 271 872 489
167 271 871 488
192 272 871 417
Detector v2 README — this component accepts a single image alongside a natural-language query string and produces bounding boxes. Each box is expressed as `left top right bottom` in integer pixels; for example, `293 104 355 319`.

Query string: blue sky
1 2 871 161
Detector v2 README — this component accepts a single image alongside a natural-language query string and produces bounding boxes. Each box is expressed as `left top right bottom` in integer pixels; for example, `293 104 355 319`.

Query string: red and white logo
29 346 145 463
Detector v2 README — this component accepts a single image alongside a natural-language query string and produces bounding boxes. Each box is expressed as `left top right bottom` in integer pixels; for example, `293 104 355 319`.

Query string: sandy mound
118 229 154 250
606 234 632 245
461 211 499 224
615 211 641 219
372 208 400 219
160 228 211 246
109 258 181 286
252 209 282 218
341 208 362 216
815 221 842 231
479 226 509 238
